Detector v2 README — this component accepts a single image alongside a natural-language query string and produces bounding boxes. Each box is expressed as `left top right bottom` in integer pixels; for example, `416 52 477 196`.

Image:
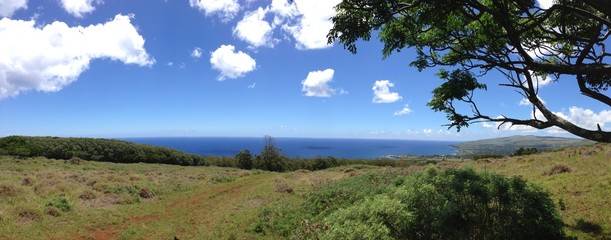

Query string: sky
0 0 609 141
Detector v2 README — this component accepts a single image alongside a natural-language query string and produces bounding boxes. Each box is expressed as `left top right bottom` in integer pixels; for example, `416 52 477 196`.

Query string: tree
328 0 611 142
236 149 253 169
256 136 285 172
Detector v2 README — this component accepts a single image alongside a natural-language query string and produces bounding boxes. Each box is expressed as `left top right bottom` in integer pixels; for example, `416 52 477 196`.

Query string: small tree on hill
256 136 285 172
236 149 253 170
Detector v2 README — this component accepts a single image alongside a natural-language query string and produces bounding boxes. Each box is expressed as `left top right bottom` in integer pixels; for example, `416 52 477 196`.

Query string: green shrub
303 172 399 216
236 150 253 169
45 196 71 212
513 147 539 156
292 168 567 240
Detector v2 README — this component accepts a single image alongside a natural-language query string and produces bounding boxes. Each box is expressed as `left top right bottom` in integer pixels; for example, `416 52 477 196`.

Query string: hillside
0 142 608 239
454 135 593 156
0 136 208 166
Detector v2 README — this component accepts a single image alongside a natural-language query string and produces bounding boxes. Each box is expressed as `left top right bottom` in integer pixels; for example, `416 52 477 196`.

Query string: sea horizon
123 136 461 159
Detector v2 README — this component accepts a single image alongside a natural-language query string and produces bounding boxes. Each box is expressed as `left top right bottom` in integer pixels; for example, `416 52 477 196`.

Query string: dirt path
73 174 275 240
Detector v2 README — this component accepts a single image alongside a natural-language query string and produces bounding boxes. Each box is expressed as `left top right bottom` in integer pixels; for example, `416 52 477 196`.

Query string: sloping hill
0 136 207 166
454 135 593 156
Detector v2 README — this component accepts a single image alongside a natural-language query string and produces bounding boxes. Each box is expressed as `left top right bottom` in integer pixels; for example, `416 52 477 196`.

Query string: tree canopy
328 0 611 142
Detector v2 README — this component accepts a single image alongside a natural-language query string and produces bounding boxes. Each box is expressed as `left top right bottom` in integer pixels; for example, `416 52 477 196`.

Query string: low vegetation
258 168 567 240
0 138 608 239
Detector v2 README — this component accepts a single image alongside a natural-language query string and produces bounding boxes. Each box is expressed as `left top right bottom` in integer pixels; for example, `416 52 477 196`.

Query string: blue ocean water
124 137 460 159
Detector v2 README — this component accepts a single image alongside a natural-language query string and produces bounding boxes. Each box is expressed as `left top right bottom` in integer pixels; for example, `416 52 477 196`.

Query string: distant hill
0 136 208 166
454 135 594 156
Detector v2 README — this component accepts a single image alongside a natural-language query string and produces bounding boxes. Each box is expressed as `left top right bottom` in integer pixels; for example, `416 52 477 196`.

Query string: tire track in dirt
73 174 273 240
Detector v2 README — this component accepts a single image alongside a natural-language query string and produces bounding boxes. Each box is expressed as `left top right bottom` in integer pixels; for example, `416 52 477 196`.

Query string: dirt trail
73 174 274 240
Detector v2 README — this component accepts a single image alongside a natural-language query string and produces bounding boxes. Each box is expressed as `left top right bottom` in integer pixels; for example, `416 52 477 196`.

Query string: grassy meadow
0 143 609 239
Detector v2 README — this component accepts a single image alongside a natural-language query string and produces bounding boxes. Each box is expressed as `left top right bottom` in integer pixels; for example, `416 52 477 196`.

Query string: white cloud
372 80 402 103
233 7 276 48
559 107 611 130
189 0 239 22
0 0 27 17
394 104 412 116
247 82 256 89
518 96 546 106
0 14 154 100
423 129 433 134
270 0 298 18
191 47 202 58
481 122 495 128
60 0 102 18
482 106 611 133
271 0 340 50
301 68 337 97
537 0 554 9
526 70 553 87
210 44 256 80
166 61 174 66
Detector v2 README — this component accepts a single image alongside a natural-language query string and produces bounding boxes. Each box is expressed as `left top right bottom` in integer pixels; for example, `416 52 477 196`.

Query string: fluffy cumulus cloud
189 0 239 22
301 68 337 97
233 7 275 48
227 0 339 50
268 0 340 50
60 0 102 18
210 45 256 80
372 80 402 103
0 0 27 17
556 107 611 130
270 0 298 19
0 14 154 100
394 104 412 116
191 47 202 58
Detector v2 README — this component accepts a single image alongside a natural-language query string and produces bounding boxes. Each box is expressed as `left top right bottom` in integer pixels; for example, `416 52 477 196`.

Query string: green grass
0 143 609 239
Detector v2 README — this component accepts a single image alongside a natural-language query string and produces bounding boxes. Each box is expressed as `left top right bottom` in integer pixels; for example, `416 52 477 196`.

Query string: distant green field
454 135 594 156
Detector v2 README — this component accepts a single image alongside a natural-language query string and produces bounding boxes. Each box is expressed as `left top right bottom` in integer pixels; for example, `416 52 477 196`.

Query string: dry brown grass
546 164 572 175
273 179 294 194
0 183 20 198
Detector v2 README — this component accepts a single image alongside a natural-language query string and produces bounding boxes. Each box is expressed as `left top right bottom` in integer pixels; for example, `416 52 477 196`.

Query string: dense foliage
328 0 611 142
260 168 567 239
0 136 208 166
513 147 539 156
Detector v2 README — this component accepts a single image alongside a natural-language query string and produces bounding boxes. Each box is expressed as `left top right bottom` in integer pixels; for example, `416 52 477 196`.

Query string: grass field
0 143 609 239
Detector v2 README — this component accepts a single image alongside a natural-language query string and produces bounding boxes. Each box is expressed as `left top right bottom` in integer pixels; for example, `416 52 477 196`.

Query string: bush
236 150 253 170
293 168 567 240
138 188 154 199
513 147 538 156
45 196 71 212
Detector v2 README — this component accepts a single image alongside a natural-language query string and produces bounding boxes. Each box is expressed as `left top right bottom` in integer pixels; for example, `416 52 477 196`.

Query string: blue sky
0 0 608 140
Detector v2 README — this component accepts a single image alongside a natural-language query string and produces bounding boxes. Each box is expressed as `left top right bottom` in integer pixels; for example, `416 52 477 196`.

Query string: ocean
124 137 460 159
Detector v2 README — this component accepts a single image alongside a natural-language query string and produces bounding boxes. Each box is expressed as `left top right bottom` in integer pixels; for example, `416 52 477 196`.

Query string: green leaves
427 69 487 131
329 0 611 141
293 168 567 239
